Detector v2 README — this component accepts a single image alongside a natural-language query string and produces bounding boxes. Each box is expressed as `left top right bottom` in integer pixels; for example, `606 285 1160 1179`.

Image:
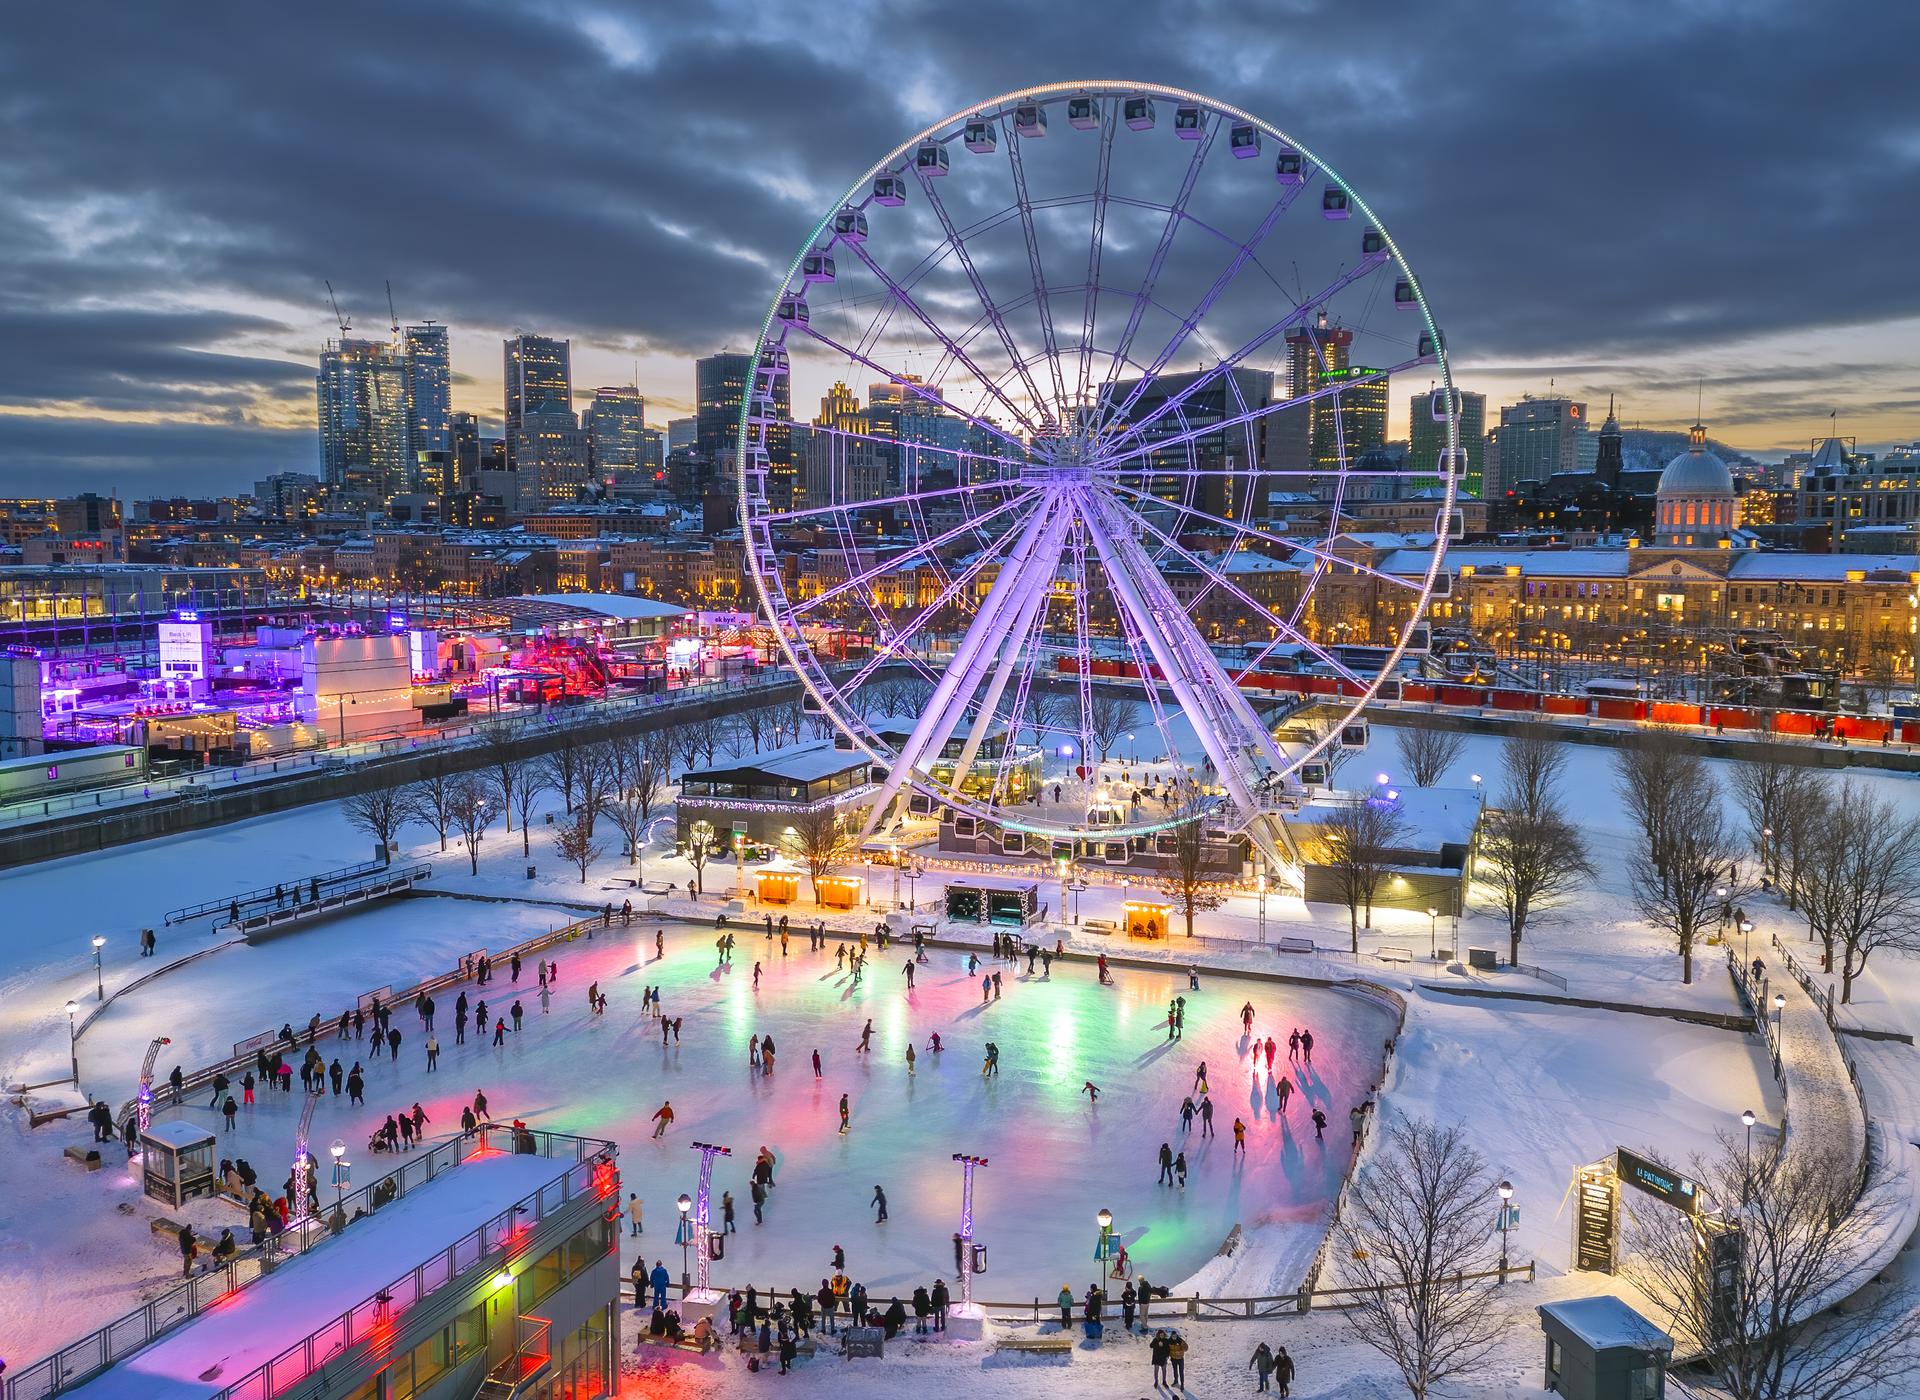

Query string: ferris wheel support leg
855 501 1065 844
1078 497 1295 878
948 548 1058 799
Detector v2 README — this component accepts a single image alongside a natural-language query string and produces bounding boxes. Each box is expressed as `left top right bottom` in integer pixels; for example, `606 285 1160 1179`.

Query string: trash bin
1468 947 1498 971
527 866 537 881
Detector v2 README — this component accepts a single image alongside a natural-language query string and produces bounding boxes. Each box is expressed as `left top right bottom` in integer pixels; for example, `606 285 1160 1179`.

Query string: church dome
1658 423 1734 497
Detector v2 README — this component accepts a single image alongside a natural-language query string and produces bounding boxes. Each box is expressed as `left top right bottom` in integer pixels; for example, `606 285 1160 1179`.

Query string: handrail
1768 934 1875 1211
3 1128 615 1400
164 858 391 924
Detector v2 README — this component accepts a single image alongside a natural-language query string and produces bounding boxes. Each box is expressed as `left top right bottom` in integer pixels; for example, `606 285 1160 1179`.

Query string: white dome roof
1659 423 1734 497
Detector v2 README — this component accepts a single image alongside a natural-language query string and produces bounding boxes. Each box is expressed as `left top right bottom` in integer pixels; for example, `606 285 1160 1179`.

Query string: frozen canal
109 911 1396 1300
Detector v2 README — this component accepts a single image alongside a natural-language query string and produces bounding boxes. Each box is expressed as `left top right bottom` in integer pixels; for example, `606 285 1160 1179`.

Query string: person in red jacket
652 1101 675 1138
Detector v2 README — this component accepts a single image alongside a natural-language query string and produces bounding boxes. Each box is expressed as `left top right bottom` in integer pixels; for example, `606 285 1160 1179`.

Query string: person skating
1276 1073 1294 1115
1287 1027 1300 1059
346 1064 364 1105
905 1043 916 1076
753 961 762 990
510 1000 523 1032
1174 1151 1188 1187
460 1105 477 1135
1180 1096 1197 1133
1199 1095 1215 1137
1311 1107 1327 1141
980 972 991 1003
871 1184 888 1222
425 1036 439 1071
538 983 550 1016
722 1189 737 1233
838 1093 850 1133
857 1019 873 1053
812 1047 822 1078
1299 1027 1314 1064
221 1094 238 1131
491 1018 505 1046
903 959 915 990
1158 1141 1174 1185
1264 1035 1277 1071
626 1193 644 1237
655 930 665 960
652 1100 674 1138
981 1041 999 1076
1241 1000 1255 1034
751 1177 767 1225
1193 1060 1209 1094
1082 1080 1100 1103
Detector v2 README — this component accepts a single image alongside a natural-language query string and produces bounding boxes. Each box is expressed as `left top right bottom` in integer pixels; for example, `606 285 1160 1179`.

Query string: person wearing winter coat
626 1193 644 1237
1057 1284 1074 1329
911 1285 932 1334
1120 1282 1137 1331
1150 1331 1171 1387
177 1223 197 1277
817 1279 838 1334
648 1260 670 1310
1168 1331 1189 1387
1250 1340 1276 1391
930 1277 949 1331
1274 1344 1297 1397
881 1296 907 1338
210 1228 237 1267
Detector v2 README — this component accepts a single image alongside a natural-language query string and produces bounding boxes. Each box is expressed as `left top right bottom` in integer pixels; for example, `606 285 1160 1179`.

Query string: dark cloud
0 0 1913 492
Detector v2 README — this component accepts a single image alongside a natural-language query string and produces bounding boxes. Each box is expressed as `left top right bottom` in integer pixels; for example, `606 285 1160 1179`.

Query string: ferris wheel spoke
1106 496 1371 689
788 487 1041 620
1097 255 1393 458
1107 480 1427 593
1003 113 1070 419
1073 104 1119 419
949 540 1059 803
1095 355 1421 473
754 461 1028 528
787 318 1036 461
912 162 1056 431
839 240 1046 438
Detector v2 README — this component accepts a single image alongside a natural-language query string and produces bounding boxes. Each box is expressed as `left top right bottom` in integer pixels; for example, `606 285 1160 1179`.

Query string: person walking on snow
1250 1341 1276 1392
1276 1074 1294 1115
1233 1117 1247 1154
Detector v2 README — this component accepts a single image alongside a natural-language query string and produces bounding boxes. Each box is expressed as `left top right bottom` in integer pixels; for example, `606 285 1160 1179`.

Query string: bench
996 1334 1073 1355
149 1215 186 1237
63 1144 104 1172
1274 936 1315 955
1375 946 1413 965
1083 918 1118 936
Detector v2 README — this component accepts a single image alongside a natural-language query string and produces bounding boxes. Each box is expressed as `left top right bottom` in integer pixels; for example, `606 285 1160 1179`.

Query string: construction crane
324 280 351 339
385 279 399 344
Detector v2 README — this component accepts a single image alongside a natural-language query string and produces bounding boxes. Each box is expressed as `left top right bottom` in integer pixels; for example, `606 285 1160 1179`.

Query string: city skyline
0 3 1915 495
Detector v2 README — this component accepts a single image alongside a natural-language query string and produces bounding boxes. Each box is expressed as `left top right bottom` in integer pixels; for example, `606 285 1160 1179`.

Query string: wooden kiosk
141 1117 217 1208
1124 899 1173 939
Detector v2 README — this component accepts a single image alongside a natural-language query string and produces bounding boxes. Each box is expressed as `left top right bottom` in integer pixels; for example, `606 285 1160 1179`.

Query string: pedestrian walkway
1766 953 1866 1192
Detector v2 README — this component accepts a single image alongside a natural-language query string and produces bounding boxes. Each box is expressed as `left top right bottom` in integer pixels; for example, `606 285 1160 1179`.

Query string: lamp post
1426 907 1439 961
687 1141 732 1303
1740 919 1754 965
1740 1109 1756 1206
1095 1206 1116 1286
1773 992 1786 1040
1714 885 1729 937
675 1193 694 1288
329 1139 349 1212
1257 868 1269 946
1761 825 1773 885
65 999 79 1086
952 1152 988 1310
1496 1180 1514 1282
91 934 106 1001
1125 732 1135 764
907 858 922 912
890 844 901 911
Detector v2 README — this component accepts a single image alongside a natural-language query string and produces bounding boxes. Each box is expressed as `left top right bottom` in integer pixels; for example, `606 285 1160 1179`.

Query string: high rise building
667 417 698 454
317 338 409 501
401 323 452 462
695 352 753 462
1278 315 1388 484
639 426 665 475
512 401 591 509
1489 397 1587 496
804 382 888 506
585 385 645 475
450 412 481 494
1102 366 1274 520
1408 388 1486 496
504 334 572 470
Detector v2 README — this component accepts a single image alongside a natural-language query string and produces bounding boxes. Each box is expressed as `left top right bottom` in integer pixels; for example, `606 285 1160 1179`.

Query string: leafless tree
502 763 549 858
1153 787 1225 938
1730 754 1820 893
541 729 585 815
1477 726 1591 963
1318 793 1412 951
1799 782 1920 1000
448 775 493 876
1393 725 1468 788
341 776 408 864
1087 691 1137 764
574 741 618 838
1023 683 1075 742
1621 750 1741 984
402 761 457 853
684 819 717 898
687 711 727 766
1614 728 1697 884
783 805 858 904
605 757 667 867
553 811 602 884
480 725 531 837
1335 1117 1511 1399
1625 1137 1918 1400
730 705 775 755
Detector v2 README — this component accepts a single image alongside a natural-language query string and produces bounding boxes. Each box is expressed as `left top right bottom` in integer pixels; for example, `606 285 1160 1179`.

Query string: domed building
1654 420 1739 546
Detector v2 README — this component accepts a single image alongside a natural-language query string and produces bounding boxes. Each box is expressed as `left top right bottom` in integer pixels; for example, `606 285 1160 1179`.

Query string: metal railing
218 865 432 936
1769 935 1875 1211
4 1128 614 1400
165 858 391 925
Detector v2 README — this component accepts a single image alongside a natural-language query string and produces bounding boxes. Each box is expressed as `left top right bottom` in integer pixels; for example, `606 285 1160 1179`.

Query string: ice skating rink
110 917 1396 1298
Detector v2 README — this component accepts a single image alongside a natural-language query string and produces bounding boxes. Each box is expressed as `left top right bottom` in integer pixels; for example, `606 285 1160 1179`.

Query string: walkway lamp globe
91 934 106 1001
1097 1207 1112 1230
1495 1179 1514 1280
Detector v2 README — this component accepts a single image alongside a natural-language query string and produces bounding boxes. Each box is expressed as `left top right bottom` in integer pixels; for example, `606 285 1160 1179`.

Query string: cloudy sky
0 1 1913 496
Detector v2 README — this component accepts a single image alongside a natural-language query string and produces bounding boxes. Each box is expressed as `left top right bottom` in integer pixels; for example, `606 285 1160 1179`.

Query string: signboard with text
1574 1162 1619 1274
1616 1148 1699 1214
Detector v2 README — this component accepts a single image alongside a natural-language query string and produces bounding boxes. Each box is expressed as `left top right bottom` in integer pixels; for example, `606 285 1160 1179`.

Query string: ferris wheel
738 81 1460 882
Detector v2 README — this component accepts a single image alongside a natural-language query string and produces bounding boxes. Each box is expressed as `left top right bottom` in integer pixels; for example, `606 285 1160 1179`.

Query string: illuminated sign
1615 1148 1697 1214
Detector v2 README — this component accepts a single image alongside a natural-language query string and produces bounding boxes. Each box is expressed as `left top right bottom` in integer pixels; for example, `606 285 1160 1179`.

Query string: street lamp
65 999 79 1086
91 934 106 1001
1740 1109 1756 1206
1426 907 1439 961
1470 773 1484 809
675 1193 694 1288
1257 868 1269 945
1496 1180 1514 1282
1740 919 1754 964
1714 885 1729 935
329 1138 349 1211
1095 1206 1116 1284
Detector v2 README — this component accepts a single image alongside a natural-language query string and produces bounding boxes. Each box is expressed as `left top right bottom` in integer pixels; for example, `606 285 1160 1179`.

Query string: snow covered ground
4 711 1918 1395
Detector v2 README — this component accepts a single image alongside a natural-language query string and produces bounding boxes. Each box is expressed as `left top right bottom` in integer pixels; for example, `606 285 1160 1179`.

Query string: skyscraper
402 323 451 460
1102 366 1274 520
1280 314 1388 485
504 334 572 470
586 385 645 475
451 412 481 494
695 352 753 462
667 418 698 454
1408 388 1487 496
513 401 591 509
804 382 888 506
317 338 409 501
1489 397 1587 496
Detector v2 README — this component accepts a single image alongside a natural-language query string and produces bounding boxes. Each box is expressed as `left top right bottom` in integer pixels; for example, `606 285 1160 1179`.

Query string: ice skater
1240 1001 1255 1034
1082 1080 1100 1103
905 1043 916 1076
981 1042 1000 1076
1233 1118 1247 1155
652 1101 675 1138
1158 1142 1174 1184
903 960 915 991
839 1094 851 1134
813 1048 823 1078
870 1184 888 1222
857 1019 874 1054
1264 1036 1277 1071
1299 1028 1314 1064
1199 1095 1215 1137
1276 1074 1294 1115
1288 1028 1301 1059
1193 1061 1209 1094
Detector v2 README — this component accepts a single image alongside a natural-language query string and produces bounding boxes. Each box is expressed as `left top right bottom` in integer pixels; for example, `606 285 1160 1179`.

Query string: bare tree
553 811 602 884
783 805 858 903
1023 683 1075 742
1393 725 1468 788
685 711 727 766
1335 1117 1510 1399
1730 755 1820 893
1799 782 1920 1000
670 719 707 777
503 764 549 858
402 761 457 853
574 741 618 838
731 705 775 755
1622 750 1741 984
1626 1138 1918 1400
541 729 585 815
684 819 717 898
1087 691 1137 764
1477 726 1591 964
605 757 667 868
480 725 529 837
448 775 493 876
1614 729 1696 884
1156 784 1224 938
1318 793 1412 951
341 777 408 864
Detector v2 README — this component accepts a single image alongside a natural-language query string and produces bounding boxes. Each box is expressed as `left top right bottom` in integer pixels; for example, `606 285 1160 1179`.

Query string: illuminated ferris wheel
738 81 1460 879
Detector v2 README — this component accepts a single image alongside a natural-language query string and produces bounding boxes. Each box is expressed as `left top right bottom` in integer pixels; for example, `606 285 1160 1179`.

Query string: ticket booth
1538 1297 1671 1400
1124 899 1173 940
816 873 864 910
142 1118 217 1208
754 864 801 905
